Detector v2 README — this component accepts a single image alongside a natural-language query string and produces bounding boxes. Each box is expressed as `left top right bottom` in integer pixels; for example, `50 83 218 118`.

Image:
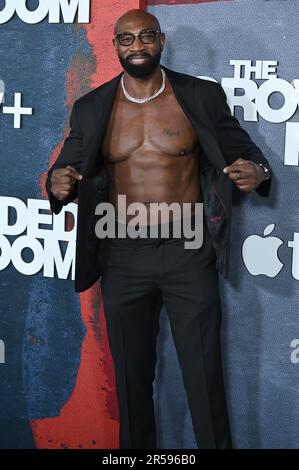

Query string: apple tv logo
242 224 284 278
242 224 299 279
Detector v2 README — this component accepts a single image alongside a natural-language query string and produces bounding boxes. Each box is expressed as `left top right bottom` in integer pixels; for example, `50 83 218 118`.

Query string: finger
234 158 247 164
237 184 252 191
65 165 83 180
224 165 245 175
55 183 73 191
226 164 253 174
228 168 256 181
229 171 249 181
52 167 79 180
235 180 251 187
223 158 247 174
52 175 78 185
55 191 70 200
234 180 254 186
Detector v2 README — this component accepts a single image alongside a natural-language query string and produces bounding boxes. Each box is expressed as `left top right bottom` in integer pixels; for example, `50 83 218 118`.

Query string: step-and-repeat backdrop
0 0 298 449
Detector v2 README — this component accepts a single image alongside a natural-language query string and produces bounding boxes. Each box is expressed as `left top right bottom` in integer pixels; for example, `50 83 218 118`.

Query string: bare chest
101 83 199 162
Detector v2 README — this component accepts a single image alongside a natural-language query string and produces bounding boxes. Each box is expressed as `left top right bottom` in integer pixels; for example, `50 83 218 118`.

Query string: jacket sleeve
216 82 272 198
45 100 83 214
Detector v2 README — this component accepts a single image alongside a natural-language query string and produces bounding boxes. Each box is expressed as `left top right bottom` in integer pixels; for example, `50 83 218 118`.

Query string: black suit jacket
46 65 272 292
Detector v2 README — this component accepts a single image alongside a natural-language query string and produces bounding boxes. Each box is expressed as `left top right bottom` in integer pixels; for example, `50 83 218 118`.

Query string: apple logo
242 224 284 277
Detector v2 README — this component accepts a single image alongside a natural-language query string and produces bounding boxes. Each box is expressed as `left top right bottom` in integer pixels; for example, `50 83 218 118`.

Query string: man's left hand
223 157 266 192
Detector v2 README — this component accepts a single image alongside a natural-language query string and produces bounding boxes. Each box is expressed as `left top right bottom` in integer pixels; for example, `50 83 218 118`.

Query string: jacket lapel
83 72 123 175
163 66 227 171
163 66 232 226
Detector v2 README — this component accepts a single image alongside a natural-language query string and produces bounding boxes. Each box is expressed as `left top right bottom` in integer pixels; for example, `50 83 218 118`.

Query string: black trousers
100 217 232 449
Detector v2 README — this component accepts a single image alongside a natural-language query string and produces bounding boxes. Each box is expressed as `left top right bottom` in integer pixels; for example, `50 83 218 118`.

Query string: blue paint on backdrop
0 6 85 446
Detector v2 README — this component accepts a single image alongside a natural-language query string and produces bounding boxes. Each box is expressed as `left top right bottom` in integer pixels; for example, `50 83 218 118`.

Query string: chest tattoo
163 128 180 137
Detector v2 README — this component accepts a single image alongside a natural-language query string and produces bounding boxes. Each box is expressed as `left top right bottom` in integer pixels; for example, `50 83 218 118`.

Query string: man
45 9 271 449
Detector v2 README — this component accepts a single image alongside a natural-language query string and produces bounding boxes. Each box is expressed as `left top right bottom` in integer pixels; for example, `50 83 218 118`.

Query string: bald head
114 9 161 34
113 9 165 78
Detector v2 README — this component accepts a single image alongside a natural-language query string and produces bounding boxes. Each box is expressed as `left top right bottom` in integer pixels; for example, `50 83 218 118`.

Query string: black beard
118 50 162 79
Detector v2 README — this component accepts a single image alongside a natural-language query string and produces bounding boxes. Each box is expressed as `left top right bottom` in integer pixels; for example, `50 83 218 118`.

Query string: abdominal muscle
106 148 203 225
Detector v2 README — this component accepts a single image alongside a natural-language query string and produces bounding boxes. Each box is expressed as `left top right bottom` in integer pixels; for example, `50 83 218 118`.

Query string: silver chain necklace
121 68 166 104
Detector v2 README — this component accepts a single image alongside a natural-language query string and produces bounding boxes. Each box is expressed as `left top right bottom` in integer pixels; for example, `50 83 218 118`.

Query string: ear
160 32 165 50
112 37 118 53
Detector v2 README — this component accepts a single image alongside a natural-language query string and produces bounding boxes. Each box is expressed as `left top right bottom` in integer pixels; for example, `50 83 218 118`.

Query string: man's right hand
50 165 83 201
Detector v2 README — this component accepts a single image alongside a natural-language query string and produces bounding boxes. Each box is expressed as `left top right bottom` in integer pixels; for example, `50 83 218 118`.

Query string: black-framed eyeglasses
115 30 160 47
